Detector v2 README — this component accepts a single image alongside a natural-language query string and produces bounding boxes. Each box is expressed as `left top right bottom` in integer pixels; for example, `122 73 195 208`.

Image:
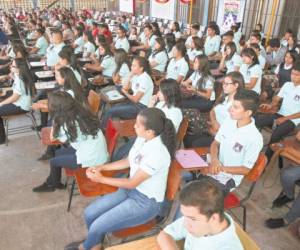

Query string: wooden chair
112 119 136 138
224 153 267 231
235 223 260 250
87 90 101 114
109 160 182 243
176 117 188 149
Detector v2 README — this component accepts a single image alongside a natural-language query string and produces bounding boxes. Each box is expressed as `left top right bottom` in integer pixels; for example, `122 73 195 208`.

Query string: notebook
30 61 46 67
175 149 208 168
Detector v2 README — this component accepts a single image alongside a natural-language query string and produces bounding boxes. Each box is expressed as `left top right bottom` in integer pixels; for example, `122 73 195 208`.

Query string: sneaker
31 125 43 132
56 183 66 190
64 240 85 250
265 218 287 229
272 192 294 208
32 182 55 192
37 152 54 161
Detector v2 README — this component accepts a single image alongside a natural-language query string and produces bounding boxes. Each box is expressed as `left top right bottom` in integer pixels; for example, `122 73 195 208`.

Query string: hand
275 116 288 125
210 158 222 175
149 94 158 107
222 51 227 59
121 88 128 95
186 85 194 91
86 168 104 183
131 47 137 52
260 103 272 110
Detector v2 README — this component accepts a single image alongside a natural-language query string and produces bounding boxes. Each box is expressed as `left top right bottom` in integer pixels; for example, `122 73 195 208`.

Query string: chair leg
242 206 247 231
4 118 8 146
67 179 76 212
28 112 41 140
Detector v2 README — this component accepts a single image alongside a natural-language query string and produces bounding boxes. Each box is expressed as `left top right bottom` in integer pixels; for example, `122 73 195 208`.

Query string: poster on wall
119 0 134 14
150 0 176 21
217 0 246 34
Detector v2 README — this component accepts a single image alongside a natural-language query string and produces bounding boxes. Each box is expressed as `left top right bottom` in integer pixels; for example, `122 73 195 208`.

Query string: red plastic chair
224 153 267 231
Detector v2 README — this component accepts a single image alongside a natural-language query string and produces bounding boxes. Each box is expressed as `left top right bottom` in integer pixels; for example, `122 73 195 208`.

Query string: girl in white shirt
112 48 131 85
72 26 84 55
249 43 266 70
149 37 169 73
219 42 242 73
128 27 138 41
172 21 181 40
187 36 204 66
73 108 175 250
165 33 176 58
82 31 96 58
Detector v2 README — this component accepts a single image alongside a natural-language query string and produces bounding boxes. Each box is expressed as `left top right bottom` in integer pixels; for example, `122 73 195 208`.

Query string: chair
176 117 188 149
224 153 267 231
109 160 182 243
2 110 40 146
235 223 260 250
112 119 136 138
87 90 101 114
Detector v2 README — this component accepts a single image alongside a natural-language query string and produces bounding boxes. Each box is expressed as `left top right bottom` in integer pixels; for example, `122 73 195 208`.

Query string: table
100 86 127 105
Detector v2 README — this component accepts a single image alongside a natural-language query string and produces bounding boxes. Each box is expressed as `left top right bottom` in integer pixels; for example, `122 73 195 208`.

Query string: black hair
139 108 176 159
59 45 79 72
159 79 182 108
98 41 113 62
13 43 28 58
153 37 166 56
36 28 45 35
241 48 259 68
172 21 180 32
234 88 260 116
293 60 300 72
194 54 212 91
133 56 151 75
269 38 280 48
114 48 129 76
192 36 204 51
223 30 234 38
151 22 162 37
191 23 200 31
165 33 176 53
83 30 96 47
250 31 261 42
225 42 237 61
14 58 34 96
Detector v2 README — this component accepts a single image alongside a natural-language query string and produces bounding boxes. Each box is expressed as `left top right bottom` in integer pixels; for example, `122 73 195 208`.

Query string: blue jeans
83 188 161 250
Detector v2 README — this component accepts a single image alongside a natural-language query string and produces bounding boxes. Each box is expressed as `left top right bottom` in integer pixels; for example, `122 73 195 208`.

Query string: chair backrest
88 90 101 114
165 160 182 201
112 119 136 138
245 153 267 182
105 119 119 157
176 117 188 148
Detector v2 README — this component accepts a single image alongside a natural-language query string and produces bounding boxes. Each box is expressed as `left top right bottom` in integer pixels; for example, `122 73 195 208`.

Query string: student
128 27 138 41
82 31 96 58
66 108 176 250
171 21 181 40
204 24 221 56
100 56 154 128
32 91 108 192
165 32 176 58
131 24 157 54
114 26 130 53
0 59 34 144
187 36 204 64
120 15 129 31
72 26 84 55
112 48 130 85
166 42 189 83
219 30 235 54
248 31 266 57
265 38 287 68
239 48 262 94
249 43 266 69
255 61 300 161
62 21 74 42
281 29 293 47
148 37 169 73
185 23 201 49
45 30 65 68
181 55 215 112
30 28 49 56
218 42 242 73
151 22 162 38
274 50 298 88
287 36 300 54
91 22 100 38
157 179 243 250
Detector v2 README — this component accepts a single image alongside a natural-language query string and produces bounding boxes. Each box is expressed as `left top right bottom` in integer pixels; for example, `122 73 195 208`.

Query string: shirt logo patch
294 95 300 101
233 142 243 153
134 154 143 164
174 66 179 71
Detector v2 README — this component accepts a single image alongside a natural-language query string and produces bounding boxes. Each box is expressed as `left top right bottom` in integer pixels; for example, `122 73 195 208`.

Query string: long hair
59 46 79 72
139 108 176 159
98 41 113 62
114 48 129 75
192 36 204 51
133 56 151 75
194 55 212 90
225 42 237 61
49 91 100 142
14 58 34 96
153 37 166 56
165 33 176 53
159 79 182 108
241 48 259 69
83 30 96 47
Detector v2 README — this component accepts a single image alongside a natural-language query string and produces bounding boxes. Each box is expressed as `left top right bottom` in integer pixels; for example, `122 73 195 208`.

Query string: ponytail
161 118 176 159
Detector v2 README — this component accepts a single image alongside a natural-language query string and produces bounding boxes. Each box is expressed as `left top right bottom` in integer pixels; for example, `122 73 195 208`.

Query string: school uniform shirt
164 213 243 250
187 48 203 62
35 36 49 56
209 117 263 187
204 35 221 55
139 32 147 44
149 50 168 72
26 31 35 40
118 63 131 83
258 54 266 69
46 42 65 67
8 46 15 58
188 71 215 101
148 34 157 51
166 57 189 80
214 96 233 124
225 53 242 73
83 41 96 55
115 37 130 52
100 55 116 77
155 101 183 132
173 31 181 39
239 63 262 94
12 75 31 111
185 35 194 48
57 126 109 167
74 36 85 54
277 82 300 125
131 71 154 106
128 135 171 202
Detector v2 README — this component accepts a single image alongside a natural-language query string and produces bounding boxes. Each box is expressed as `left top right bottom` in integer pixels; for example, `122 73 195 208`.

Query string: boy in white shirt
114 26 130 53
204 24 221 57
157 179 243 250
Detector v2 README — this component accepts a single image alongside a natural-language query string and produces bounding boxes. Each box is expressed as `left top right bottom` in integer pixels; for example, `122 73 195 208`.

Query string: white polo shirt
187 49 203 62
83 41 96 55
164 213 243 250
258 54 266 69
173 31 181 39
204 35 221 56
131 71 154 106
277 82 300 125
13 75 31 111
210 118 263 187
166 57 189 80
100 55 116 77
155 101 183 132
115 37 130 52
149 50 168 72
214 96 233 124
148 34 157 51
74 36 84 54
239 63 262 94
128 136 171 202
46 42 65 67
35 36 49 56
188 71 215 101
225 53 242 73
118 63 130 83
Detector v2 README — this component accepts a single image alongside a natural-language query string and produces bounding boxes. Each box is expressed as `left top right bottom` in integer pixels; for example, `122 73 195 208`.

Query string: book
175 149 208 168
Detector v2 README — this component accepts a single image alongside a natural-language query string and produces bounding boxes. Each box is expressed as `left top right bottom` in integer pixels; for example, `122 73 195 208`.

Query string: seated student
265 131 300 229
148 37 169 73
128 27 138 41
184 72 245 148
66 108 176 250
248 31 266 57
0 28 8 45
100 56 154 128
171 21 181 40
30 28 49 56
0 59 34 144
84 41 116 77
72 26 84 55
287 36 300 54
26 20 37 40
181 55 215 112
219 42 242 73
165 33 176 58
239 48 263 94
112 48 130 85
33 91 108 192
219 30 236 54
151 22 163 38
281 29 293 47
185 23 201 49
265 38 287 69
91 22 100 38
274 50 298 88
255 61 300 162
204 24 221 57
120 15 129 31
82 31 96 58
62 21 74 42
231 24 242 47
45 30 65 68
131 24 157 54
157 179 243 250
166 42 189 83
249 43 266 69
114 26 130 53
187 36 204 65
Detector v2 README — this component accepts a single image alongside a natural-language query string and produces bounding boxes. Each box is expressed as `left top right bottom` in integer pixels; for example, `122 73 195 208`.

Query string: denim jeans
83 188 161 250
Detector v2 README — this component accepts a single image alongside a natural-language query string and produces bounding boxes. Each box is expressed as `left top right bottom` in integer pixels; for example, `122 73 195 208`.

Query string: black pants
182 96 214 112
0 103 27 142
255 113 295 161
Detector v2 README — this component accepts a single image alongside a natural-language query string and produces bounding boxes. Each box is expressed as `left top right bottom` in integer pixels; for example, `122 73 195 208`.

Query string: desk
270 138 300 165
0 87 13 97
100 86 126 105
